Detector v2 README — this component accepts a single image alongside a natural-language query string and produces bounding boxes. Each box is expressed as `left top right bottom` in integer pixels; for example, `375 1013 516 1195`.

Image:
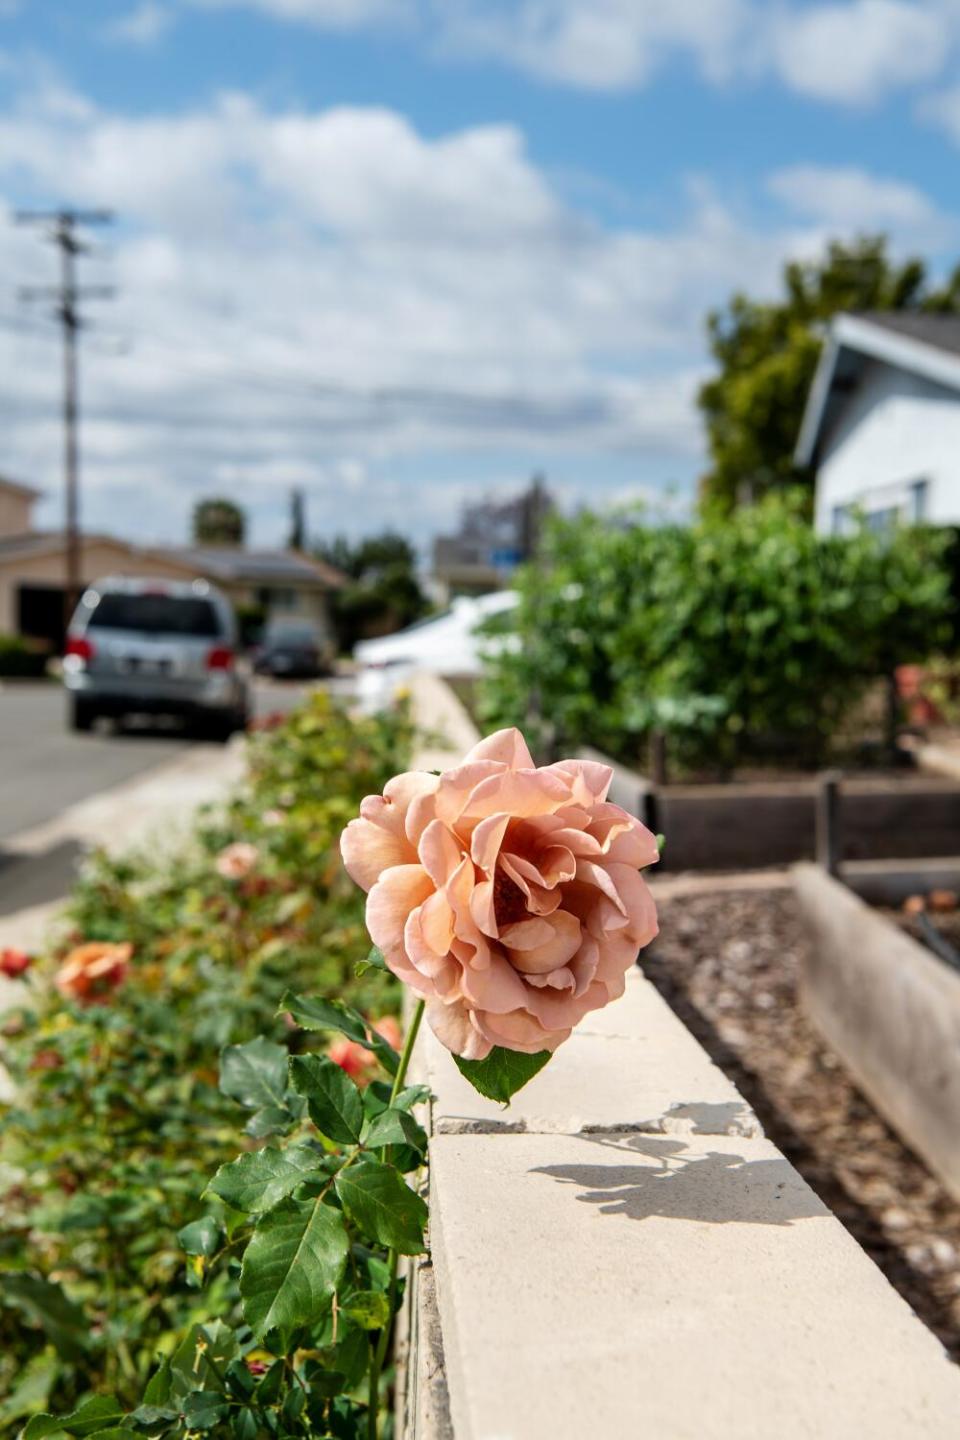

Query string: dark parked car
253 620 331 679
63 576 249 738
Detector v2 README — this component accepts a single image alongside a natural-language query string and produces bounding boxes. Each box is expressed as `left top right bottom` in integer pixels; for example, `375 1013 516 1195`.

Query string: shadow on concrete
656 1099 761 1136
532 1133 826 1227
0 840 85 915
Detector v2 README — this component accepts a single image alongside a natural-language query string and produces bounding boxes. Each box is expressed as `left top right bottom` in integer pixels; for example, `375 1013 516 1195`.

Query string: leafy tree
193 498 246 546
480 494 953 773
315 531 428 651
699 236 960 513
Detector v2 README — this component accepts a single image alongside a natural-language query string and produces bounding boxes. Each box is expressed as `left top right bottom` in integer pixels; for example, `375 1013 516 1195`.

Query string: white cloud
436 0 752 92
447 0 954 103
769 1 948 105
189 0 412 29
1 77 952 546
104 2 174 45
768 164 951 243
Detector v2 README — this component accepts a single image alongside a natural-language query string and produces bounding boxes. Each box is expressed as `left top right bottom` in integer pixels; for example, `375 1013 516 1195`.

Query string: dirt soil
645 887 960 1361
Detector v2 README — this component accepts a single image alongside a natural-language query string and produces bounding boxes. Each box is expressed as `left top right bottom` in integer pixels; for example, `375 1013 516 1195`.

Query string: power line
16 208 115 628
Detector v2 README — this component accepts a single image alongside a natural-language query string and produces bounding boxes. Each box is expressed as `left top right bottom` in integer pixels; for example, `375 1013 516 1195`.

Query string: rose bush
342 727 658 1062
0 691 411 1426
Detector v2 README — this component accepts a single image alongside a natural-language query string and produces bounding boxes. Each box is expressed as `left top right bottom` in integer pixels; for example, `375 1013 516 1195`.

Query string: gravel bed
643 886 960 1361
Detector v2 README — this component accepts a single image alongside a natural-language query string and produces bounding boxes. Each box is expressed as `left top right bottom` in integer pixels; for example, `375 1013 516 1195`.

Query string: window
911 479 929 522
88 593 220 636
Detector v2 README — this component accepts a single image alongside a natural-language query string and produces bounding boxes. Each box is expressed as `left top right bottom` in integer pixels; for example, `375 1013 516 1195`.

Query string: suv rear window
88 594 220 637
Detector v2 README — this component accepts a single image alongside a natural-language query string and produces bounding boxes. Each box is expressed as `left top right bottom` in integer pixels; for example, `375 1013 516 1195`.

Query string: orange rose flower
55 942 132 1005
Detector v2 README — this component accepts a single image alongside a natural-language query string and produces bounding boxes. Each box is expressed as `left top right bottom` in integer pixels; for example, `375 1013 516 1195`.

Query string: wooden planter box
795 863 960 1204
578 749 960 870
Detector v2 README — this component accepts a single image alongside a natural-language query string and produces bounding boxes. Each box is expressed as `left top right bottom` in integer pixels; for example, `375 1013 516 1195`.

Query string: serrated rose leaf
364 1107 427 1155
219 1037 288 1111
334 1160 426 1255
206 1147 320 1214
452 1047 552 1103
289 1055 364 1144
240 1198 348 1339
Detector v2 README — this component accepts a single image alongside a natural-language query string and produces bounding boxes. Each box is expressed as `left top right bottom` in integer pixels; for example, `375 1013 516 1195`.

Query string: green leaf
335 1160 427 1255
177 1216 223 1258
142 1359 173 1407
278 992 367 1044
23 1398 124 1440
341 1290 391 1331
354 946 388 978
0 1273 88 1362
0 1350 58 1427
289 1055 364 1145
364 1029 400 1079
364 1107 427 1155
452 1047 552 1103
207 1146 320 1214
181 1392 229 1430
170 1322 239 1398
220 1037 288 1111
240 1197 349 1339
279 991 399 1075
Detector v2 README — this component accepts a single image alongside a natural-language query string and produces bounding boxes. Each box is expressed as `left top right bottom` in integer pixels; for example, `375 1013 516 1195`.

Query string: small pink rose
215 842 259 880
340 728 658 1059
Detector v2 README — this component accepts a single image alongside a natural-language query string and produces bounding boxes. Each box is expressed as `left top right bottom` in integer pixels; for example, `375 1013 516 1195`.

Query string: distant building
0 476 345 649
797 313 960 534
432 477 552 602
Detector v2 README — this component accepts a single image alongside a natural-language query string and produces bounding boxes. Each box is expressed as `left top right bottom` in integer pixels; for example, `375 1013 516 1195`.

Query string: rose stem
367 997 426 1440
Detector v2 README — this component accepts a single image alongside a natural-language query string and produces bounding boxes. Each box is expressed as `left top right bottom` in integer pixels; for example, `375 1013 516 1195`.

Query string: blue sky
4 0 960 550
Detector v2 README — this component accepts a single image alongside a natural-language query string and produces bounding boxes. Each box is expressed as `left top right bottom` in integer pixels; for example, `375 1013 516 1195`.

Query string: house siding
814 361 960 533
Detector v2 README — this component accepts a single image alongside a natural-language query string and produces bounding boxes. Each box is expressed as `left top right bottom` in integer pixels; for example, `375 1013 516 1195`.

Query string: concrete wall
814 361 960 533
399 674 960 1439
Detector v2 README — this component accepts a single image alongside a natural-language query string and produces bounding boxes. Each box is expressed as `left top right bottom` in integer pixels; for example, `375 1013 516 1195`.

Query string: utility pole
17 209 114 634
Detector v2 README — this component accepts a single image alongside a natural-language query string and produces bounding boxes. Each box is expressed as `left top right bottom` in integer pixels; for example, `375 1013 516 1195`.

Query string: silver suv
63 576 250 739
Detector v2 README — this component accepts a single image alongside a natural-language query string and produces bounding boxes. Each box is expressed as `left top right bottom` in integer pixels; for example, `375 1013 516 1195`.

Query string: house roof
796 312 960 468
0 532 346 589
160 546 346 588
0 475 42 501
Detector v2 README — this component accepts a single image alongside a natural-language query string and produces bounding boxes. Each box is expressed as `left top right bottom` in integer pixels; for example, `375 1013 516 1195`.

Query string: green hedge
479 491 954 772
0 635 49 678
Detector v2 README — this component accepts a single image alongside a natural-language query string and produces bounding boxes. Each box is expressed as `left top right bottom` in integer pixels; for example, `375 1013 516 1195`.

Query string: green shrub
480 492 953 772
0 635 49 678
0 691 411 1423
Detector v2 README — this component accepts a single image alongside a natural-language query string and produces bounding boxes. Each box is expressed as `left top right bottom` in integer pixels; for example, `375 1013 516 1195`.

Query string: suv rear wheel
70 698 96 733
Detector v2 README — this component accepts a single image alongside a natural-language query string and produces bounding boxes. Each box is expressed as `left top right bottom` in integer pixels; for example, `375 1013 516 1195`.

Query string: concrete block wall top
403 676 960 1438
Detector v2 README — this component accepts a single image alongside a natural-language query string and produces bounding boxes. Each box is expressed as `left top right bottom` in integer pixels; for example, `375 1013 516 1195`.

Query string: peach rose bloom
341 728 658 1060
215 842 259 880
56 942 132 1005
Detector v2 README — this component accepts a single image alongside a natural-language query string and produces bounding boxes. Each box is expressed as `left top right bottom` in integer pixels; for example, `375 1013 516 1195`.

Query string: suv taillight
64 636 95 665
206 646 234 670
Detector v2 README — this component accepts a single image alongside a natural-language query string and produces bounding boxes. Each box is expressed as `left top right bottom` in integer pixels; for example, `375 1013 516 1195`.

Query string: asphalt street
0 676 333 843
0 675 359 923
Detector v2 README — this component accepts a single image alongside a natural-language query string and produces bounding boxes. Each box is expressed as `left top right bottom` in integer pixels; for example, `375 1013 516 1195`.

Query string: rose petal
341 816 416 893
427 998 492 1059
366 864 435 954
463 728 535 770
418 819 464 887
504 909 582 975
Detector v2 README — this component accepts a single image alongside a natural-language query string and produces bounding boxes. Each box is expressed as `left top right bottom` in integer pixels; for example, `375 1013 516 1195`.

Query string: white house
796 312 960 535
